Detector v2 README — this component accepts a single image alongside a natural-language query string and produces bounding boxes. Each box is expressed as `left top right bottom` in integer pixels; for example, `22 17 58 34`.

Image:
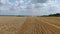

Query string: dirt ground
0 17 60 34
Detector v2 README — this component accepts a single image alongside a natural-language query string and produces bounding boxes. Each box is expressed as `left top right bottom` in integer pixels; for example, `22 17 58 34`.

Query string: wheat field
0 16 60 34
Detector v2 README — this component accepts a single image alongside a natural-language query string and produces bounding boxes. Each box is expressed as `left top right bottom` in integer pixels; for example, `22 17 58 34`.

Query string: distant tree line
41 13 60 17
0 13 60 17
48 13 60 17
17 13 60 17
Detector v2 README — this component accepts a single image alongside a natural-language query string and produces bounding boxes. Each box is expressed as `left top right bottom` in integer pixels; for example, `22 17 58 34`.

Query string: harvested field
0 17 60 34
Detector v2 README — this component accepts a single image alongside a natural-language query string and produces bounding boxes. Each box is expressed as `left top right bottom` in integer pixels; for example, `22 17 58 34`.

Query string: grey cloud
0 0 60 16
0 2 3 6
31 0 47 4
37 0 47 3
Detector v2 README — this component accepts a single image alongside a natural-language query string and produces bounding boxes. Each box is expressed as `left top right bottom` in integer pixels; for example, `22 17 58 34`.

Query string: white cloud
0 7 9 11
0 0 60 16
0 0 9 4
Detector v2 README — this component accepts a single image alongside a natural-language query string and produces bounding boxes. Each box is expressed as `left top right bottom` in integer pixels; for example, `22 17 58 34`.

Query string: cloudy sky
0 0 60 16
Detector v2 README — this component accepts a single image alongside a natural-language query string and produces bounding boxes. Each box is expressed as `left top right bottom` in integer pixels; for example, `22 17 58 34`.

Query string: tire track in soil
17 17 60 34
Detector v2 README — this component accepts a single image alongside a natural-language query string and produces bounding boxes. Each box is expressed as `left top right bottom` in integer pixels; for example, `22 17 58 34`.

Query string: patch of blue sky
9 0 17 3
23 0 30 4
57 0 60 2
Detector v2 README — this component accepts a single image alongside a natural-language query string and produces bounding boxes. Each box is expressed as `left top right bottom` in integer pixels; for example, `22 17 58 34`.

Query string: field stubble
0 17 60 34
